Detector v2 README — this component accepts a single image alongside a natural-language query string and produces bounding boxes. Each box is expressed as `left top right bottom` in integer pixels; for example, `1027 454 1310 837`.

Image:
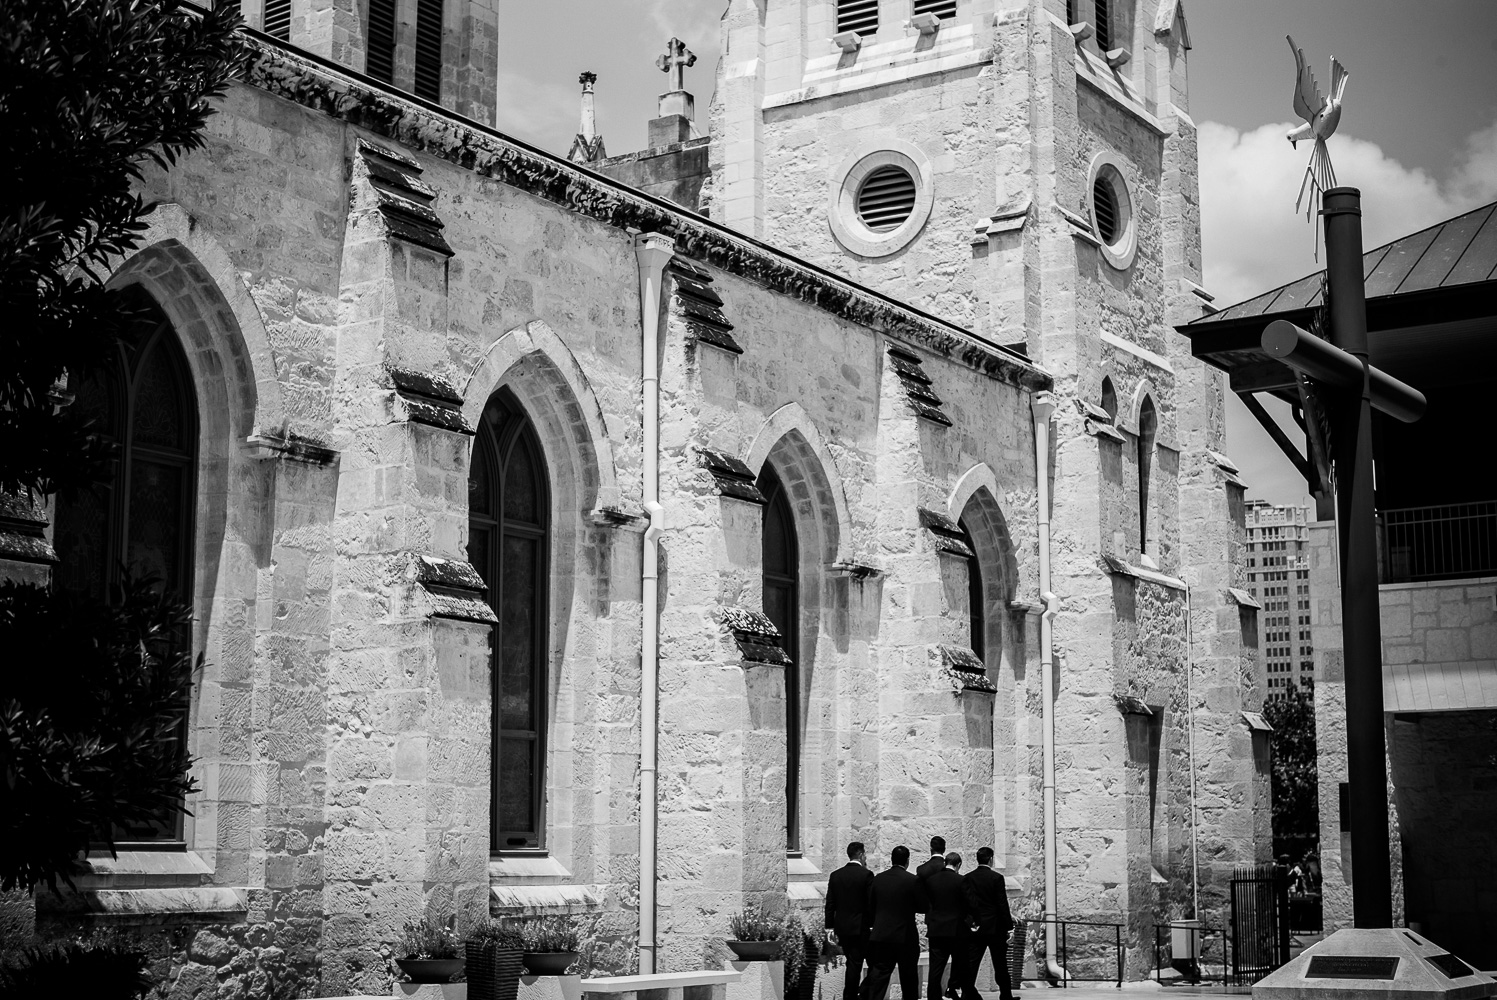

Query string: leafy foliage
727 901 817 988
514 915 580 953
0 0 245 496
1264 684 1319 848
0 575 201 892
397 916 462 960
466 919 524 951
0 936 152 1000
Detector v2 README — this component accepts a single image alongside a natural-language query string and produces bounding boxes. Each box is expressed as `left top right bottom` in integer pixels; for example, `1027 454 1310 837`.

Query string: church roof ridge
241 30 1051 393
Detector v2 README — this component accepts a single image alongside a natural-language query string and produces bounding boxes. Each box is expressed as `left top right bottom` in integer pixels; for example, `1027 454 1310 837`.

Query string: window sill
72 849 212 889
36 886 245 926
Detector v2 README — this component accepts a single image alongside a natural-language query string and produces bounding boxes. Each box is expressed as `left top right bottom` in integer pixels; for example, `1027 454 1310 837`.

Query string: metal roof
1187 201 1497 327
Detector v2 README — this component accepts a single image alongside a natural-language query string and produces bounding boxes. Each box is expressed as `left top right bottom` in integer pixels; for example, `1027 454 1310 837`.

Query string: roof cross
655 37 696 93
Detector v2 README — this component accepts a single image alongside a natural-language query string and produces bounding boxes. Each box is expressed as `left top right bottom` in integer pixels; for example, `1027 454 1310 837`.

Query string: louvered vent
1093 176 1120 245
366 0 396 83
1094 0 1112 50
263 0 290 39
837 0 879 35
413 0 443 102
913 0 958 18
857 166 917 233
1066 0 1076 24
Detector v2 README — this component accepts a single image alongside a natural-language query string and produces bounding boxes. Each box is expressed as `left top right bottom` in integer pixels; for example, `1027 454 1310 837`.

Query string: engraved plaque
1305 956 1400 980
1427 953 1475 979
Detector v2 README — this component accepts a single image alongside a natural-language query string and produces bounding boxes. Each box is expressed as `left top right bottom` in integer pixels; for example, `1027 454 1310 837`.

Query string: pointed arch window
1138 396 1157 557
52 296 199 843
959 517 985 661
1100 376 1118 424
468 390 550 852
758 463 801 853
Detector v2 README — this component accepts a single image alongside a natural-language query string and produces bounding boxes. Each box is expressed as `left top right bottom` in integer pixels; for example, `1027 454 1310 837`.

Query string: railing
1379 501 1497 583
1151 922 1228 985
1054 919 1125 988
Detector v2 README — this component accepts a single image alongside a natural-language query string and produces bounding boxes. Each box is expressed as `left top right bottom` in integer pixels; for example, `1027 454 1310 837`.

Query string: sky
493 1 1497 509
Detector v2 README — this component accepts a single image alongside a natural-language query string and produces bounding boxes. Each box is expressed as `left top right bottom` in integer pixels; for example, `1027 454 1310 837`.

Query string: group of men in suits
823 837 1015 1000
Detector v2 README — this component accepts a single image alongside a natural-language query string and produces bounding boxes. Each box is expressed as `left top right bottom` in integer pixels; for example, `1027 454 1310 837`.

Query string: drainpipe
1186 584 1200 920
1031 391 1068 985
634 232 674 975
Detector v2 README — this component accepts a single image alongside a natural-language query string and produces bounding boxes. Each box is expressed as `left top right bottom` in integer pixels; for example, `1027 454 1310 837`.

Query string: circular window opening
1093 175 1121 245
857 166 917 233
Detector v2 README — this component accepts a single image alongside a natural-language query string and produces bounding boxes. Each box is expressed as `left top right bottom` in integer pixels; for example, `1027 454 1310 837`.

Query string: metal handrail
1054 919 1125 988
1379 500 1497 583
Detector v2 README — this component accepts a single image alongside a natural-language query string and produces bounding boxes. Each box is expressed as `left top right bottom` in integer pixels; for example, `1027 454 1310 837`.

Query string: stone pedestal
726 960 784 1000
395 984 467 1000
520 975 583 1000
1252 928 1496 999
648 113 693 148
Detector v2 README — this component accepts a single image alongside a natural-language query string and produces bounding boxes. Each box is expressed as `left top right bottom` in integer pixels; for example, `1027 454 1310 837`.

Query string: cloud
493 69 581 154
1199 120 1497 309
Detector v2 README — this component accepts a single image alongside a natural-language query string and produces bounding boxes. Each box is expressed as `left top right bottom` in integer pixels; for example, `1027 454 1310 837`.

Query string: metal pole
1321 186 1393 928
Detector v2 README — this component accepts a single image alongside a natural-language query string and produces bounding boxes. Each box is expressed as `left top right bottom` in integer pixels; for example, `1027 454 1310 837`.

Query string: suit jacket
963 865 1014 935
921 866 968 938
915 855 946 881
866 865 924 946
825 861 875 943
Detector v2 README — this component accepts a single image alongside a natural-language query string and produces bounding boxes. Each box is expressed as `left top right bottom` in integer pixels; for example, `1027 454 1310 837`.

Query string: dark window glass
1138 396 1157 555
1094 0 1112 51
960 518 984 661
757 463 800 853
468 390 550 851
52 299 198 844
1100 376 1118 424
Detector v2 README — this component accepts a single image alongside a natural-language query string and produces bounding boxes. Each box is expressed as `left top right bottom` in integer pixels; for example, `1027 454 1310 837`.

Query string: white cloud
493 69 581 154
1199 120 1497 309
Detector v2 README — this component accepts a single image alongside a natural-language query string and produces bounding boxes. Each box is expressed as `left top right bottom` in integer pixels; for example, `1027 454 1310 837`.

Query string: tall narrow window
262 0 291 39
836 0 879 36
413 0 443 102
960 518 984 660
53 297 199 843
366 0 397 83
1138 396 1156 556
469 390 550 852
1094 0 1112 50
758 464 801 853
1100 376 1118 424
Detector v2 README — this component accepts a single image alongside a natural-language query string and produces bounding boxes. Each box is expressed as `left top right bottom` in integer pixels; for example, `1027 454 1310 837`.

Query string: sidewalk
1009 985 1250 997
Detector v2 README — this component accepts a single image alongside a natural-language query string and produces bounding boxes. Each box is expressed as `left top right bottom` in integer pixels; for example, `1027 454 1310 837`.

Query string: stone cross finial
579 70 597 92
655 37 696 93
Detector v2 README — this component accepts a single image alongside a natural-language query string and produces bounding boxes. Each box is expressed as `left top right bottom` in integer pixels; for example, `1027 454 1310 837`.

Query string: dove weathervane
1287 36 1348 223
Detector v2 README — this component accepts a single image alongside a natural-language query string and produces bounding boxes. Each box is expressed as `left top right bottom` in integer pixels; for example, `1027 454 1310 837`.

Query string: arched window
1100 376 1118 424
52 296 199 843
469 389 550 852
1138 396 1157 556
758 463 801 853
960 517 984 660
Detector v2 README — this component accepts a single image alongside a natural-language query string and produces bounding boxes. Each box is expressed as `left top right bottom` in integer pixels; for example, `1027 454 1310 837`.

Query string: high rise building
1244 501 1314 700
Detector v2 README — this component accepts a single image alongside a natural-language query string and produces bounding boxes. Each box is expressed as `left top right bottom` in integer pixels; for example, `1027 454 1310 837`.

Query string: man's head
930 836 946 855
847 841 866 864
945 851 963 871
891 845 910 868
976 846 994 866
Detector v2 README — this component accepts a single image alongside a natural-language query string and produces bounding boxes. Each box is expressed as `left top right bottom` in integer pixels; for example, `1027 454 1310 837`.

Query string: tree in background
0 0 244 892
1264 684 1319 857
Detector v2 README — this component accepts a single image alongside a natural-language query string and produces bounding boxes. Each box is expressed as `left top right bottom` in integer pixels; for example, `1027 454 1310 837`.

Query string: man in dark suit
860 845 923 1000
915 836 947 881
825 842 875 1000
961 846 1015 1000
923 852 969 1000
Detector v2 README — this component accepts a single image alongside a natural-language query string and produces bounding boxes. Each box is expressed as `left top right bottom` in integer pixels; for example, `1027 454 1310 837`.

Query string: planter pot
726 940 783 962
523 950 579 976
396 958 465 983
467 941 524 1000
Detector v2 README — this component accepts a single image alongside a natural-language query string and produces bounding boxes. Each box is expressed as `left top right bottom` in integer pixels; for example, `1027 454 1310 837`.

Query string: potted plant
518 915 581 976
396 915 464 984
726 904 785 961
467 919 525 1000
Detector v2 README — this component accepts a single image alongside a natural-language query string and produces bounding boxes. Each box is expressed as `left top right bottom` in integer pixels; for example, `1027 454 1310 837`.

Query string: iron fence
1380 501 1497 583
1053 919 1125 988
1151 922 1228 985
1229 864 1290 986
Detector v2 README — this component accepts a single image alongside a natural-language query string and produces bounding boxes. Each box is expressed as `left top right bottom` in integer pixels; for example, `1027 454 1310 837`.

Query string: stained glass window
468 390 550 851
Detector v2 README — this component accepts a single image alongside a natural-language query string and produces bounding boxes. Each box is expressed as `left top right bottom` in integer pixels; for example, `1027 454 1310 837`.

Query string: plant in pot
467 919 525 1000
726 901 791 962
396 915 464 984
518 915 581 976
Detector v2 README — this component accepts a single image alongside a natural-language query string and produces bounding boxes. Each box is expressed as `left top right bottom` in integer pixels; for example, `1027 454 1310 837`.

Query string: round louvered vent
1093 176 1121 245
857 166 917 233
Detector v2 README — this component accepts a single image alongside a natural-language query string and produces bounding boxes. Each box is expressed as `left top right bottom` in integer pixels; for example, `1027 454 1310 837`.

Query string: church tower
710 0 1266 960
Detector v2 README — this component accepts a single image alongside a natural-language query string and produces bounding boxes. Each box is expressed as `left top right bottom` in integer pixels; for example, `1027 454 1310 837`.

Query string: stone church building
1 0 1269 994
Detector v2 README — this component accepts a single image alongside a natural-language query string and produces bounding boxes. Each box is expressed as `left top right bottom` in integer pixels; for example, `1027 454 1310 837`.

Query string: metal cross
655 37 696 92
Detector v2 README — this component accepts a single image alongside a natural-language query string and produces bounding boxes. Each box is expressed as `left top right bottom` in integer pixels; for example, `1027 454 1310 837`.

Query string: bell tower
710 0 1266 958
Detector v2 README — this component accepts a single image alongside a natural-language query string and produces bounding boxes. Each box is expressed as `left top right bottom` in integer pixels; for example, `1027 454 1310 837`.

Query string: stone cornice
240 33 1051 393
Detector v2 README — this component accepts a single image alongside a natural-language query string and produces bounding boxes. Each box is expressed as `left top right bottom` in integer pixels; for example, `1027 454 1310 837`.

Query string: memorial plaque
1305 955 1400 980
1426 953 1475 980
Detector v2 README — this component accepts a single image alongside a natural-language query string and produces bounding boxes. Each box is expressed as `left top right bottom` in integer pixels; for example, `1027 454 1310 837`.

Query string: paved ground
1009 985 1250 997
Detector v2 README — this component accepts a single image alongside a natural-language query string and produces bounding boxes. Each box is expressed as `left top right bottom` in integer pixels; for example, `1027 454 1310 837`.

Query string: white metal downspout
1031 391 1068 985
634 232 674 975
1186 584 1200 919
